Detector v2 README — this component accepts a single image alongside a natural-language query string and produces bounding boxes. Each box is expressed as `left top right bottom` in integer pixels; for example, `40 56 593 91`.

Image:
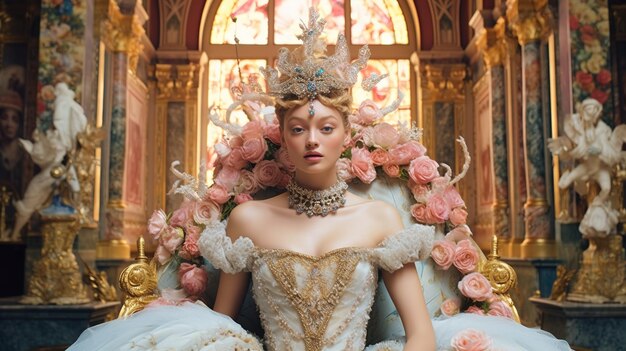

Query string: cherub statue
9 83 87 240
549 98 626 237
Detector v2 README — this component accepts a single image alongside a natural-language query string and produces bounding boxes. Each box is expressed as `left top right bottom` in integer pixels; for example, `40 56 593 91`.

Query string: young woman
70 10 571 351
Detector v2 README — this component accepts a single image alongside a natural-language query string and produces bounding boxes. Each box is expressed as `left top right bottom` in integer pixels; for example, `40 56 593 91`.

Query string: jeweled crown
260 9 374 102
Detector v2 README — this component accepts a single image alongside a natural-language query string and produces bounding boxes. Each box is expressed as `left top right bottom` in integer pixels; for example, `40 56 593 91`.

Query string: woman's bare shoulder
226 194 288 239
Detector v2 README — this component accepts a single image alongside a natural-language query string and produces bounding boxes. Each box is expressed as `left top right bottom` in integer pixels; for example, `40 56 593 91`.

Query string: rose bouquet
147 96 477 312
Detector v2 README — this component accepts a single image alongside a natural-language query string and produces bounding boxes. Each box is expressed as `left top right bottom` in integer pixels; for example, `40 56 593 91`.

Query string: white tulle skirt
68 303 571 351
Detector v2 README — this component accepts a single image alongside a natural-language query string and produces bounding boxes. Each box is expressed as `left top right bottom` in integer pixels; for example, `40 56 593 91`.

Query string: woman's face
282 100 348 177
0 108 20 140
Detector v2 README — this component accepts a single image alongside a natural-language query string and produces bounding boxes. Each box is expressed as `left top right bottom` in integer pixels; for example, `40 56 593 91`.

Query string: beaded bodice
198 222 434 351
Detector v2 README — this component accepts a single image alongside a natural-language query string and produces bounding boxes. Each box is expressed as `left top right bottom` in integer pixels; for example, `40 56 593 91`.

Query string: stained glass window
352 60 411 125
275 0 345 44
350 0 408 44
211 0 269 44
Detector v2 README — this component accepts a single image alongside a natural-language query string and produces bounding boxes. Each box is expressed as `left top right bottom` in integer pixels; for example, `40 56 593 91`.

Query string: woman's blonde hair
274 89 353 130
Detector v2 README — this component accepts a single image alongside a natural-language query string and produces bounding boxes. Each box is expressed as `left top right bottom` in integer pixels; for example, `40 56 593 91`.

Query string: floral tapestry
570 0 614 125
37 0 86 130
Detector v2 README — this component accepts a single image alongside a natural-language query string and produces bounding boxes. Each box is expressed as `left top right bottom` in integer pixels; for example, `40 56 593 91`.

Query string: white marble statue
8 83 87 240
549 98 626 237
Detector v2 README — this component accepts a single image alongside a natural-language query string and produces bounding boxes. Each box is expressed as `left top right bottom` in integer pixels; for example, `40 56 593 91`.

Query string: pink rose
277 172 292 188
488 300 514 319
465 305 486 316
431 176 450 191
372 123 400 149
223 148 248 170
458 273 494 302
194 200 220 225
234 169 260 195
241 137 267 163
443 186 465 208
410 181 430 202
263 122 282 145
409 156 440 184
207 184 231 205
228 135 243 148
445 224 473 242
431 240 456 269
336 158 355 182
214 167 241 191
147 210 167 239
426 194 450 223
382 163 400 177
354 99 382 125
410 203 431 223
241 120 264 140
169 201 195 228
160 226 184 253
275 147 295 172
450 208 468 226
179 233 200 259
451 329 492 351
235 193 253 204
453 239 479 274
350 147 376 184
253 160 282 187
388 141 426 165
370 149 390 166
441 298 461 317
185 224 201 241
155 245 172 265
179 263 208 298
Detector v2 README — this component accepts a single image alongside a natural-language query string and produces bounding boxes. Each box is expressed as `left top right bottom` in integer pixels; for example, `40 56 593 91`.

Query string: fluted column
507 0 556 258
476 18 511 250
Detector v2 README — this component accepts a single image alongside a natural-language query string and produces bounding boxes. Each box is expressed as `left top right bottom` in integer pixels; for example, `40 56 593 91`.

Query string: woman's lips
304 153 323 162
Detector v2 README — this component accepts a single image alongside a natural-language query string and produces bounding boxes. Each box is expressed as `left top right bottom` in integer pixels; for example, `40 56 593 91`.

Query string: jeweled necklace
287 179 348 217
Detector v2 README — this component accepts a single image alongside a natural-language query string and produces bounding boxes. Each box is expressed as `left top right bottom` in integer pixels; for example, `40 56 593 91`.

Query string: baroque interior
0 0 625 350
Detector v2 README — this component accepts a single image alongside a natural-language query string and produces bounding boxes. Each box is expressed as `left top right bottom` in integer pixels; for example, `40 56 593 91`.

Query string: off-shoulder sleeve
372 223 435 272
198 221 255 273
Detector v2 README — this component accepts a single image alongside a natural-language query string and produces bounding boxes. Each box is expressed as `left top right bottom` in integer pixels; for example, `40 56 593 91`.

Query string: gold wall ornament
476 18 508 68
506 0 553 45
80 256 119 302
20 213 90 305
100 0 147 73
73 124 106 226
568 235 626 303
154 63 199 101
118 237 158 317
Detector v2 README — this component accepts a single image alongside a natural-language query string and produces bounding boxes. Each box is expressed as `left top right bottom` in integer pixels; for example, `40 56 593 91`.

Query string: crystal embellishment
287 180 348 217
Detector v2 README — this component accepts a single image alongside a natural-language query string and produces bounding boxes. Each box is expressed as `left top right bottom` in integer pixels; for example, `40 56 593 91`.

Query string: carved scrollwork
118 237 158 317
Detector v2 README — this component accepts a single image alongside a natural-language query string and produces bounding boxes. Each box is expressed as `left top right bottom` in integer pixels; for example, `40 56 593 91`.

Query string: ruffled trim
372 224 435 272
364 340 404 351
198 221 254 274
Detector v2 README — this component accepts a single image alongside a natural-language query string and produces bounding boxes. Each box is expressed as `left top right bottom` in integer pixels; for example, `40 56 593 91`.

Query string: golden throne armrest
479 234 520 323
118 237 159 318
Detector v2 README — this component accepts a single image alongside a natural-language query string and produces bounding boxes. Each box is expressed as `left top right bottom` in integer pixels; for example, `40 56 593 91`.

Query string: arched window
204 0 418 152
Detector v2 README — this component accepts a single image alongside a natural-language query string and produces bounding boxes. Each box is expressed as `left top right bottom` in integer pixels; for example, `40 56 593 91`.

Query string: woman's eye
321 126 334 133
291 127 304 134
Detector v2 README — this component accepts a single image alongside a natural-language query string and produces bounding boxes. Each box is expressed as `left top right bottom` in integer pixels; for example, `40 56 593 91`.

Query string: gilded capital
506 0 553 45
419 63 467 102
477 18 508 68
101 0 146 72
154 64 199 100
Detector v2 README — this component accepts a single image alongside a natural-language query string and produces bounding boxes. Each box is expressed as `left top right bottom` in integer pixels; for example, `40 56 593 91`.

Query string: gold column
507 0 556 258
476 19 512 257
100 0 146 74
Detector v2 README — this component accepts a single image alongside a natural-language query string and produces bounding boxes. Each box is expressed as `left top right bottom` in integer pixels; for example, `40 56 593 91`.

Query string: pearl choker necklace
287 179 348 217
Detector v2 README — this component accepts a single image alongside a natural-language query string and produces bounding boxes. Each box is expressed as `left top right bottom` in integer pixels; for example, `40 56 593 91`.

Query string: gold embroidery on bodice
263 248 364 351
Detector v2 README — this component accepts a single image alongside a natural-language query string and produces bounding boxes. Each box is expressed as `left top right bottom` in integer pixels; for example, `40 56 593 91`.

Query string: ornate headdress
260 8 387 116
